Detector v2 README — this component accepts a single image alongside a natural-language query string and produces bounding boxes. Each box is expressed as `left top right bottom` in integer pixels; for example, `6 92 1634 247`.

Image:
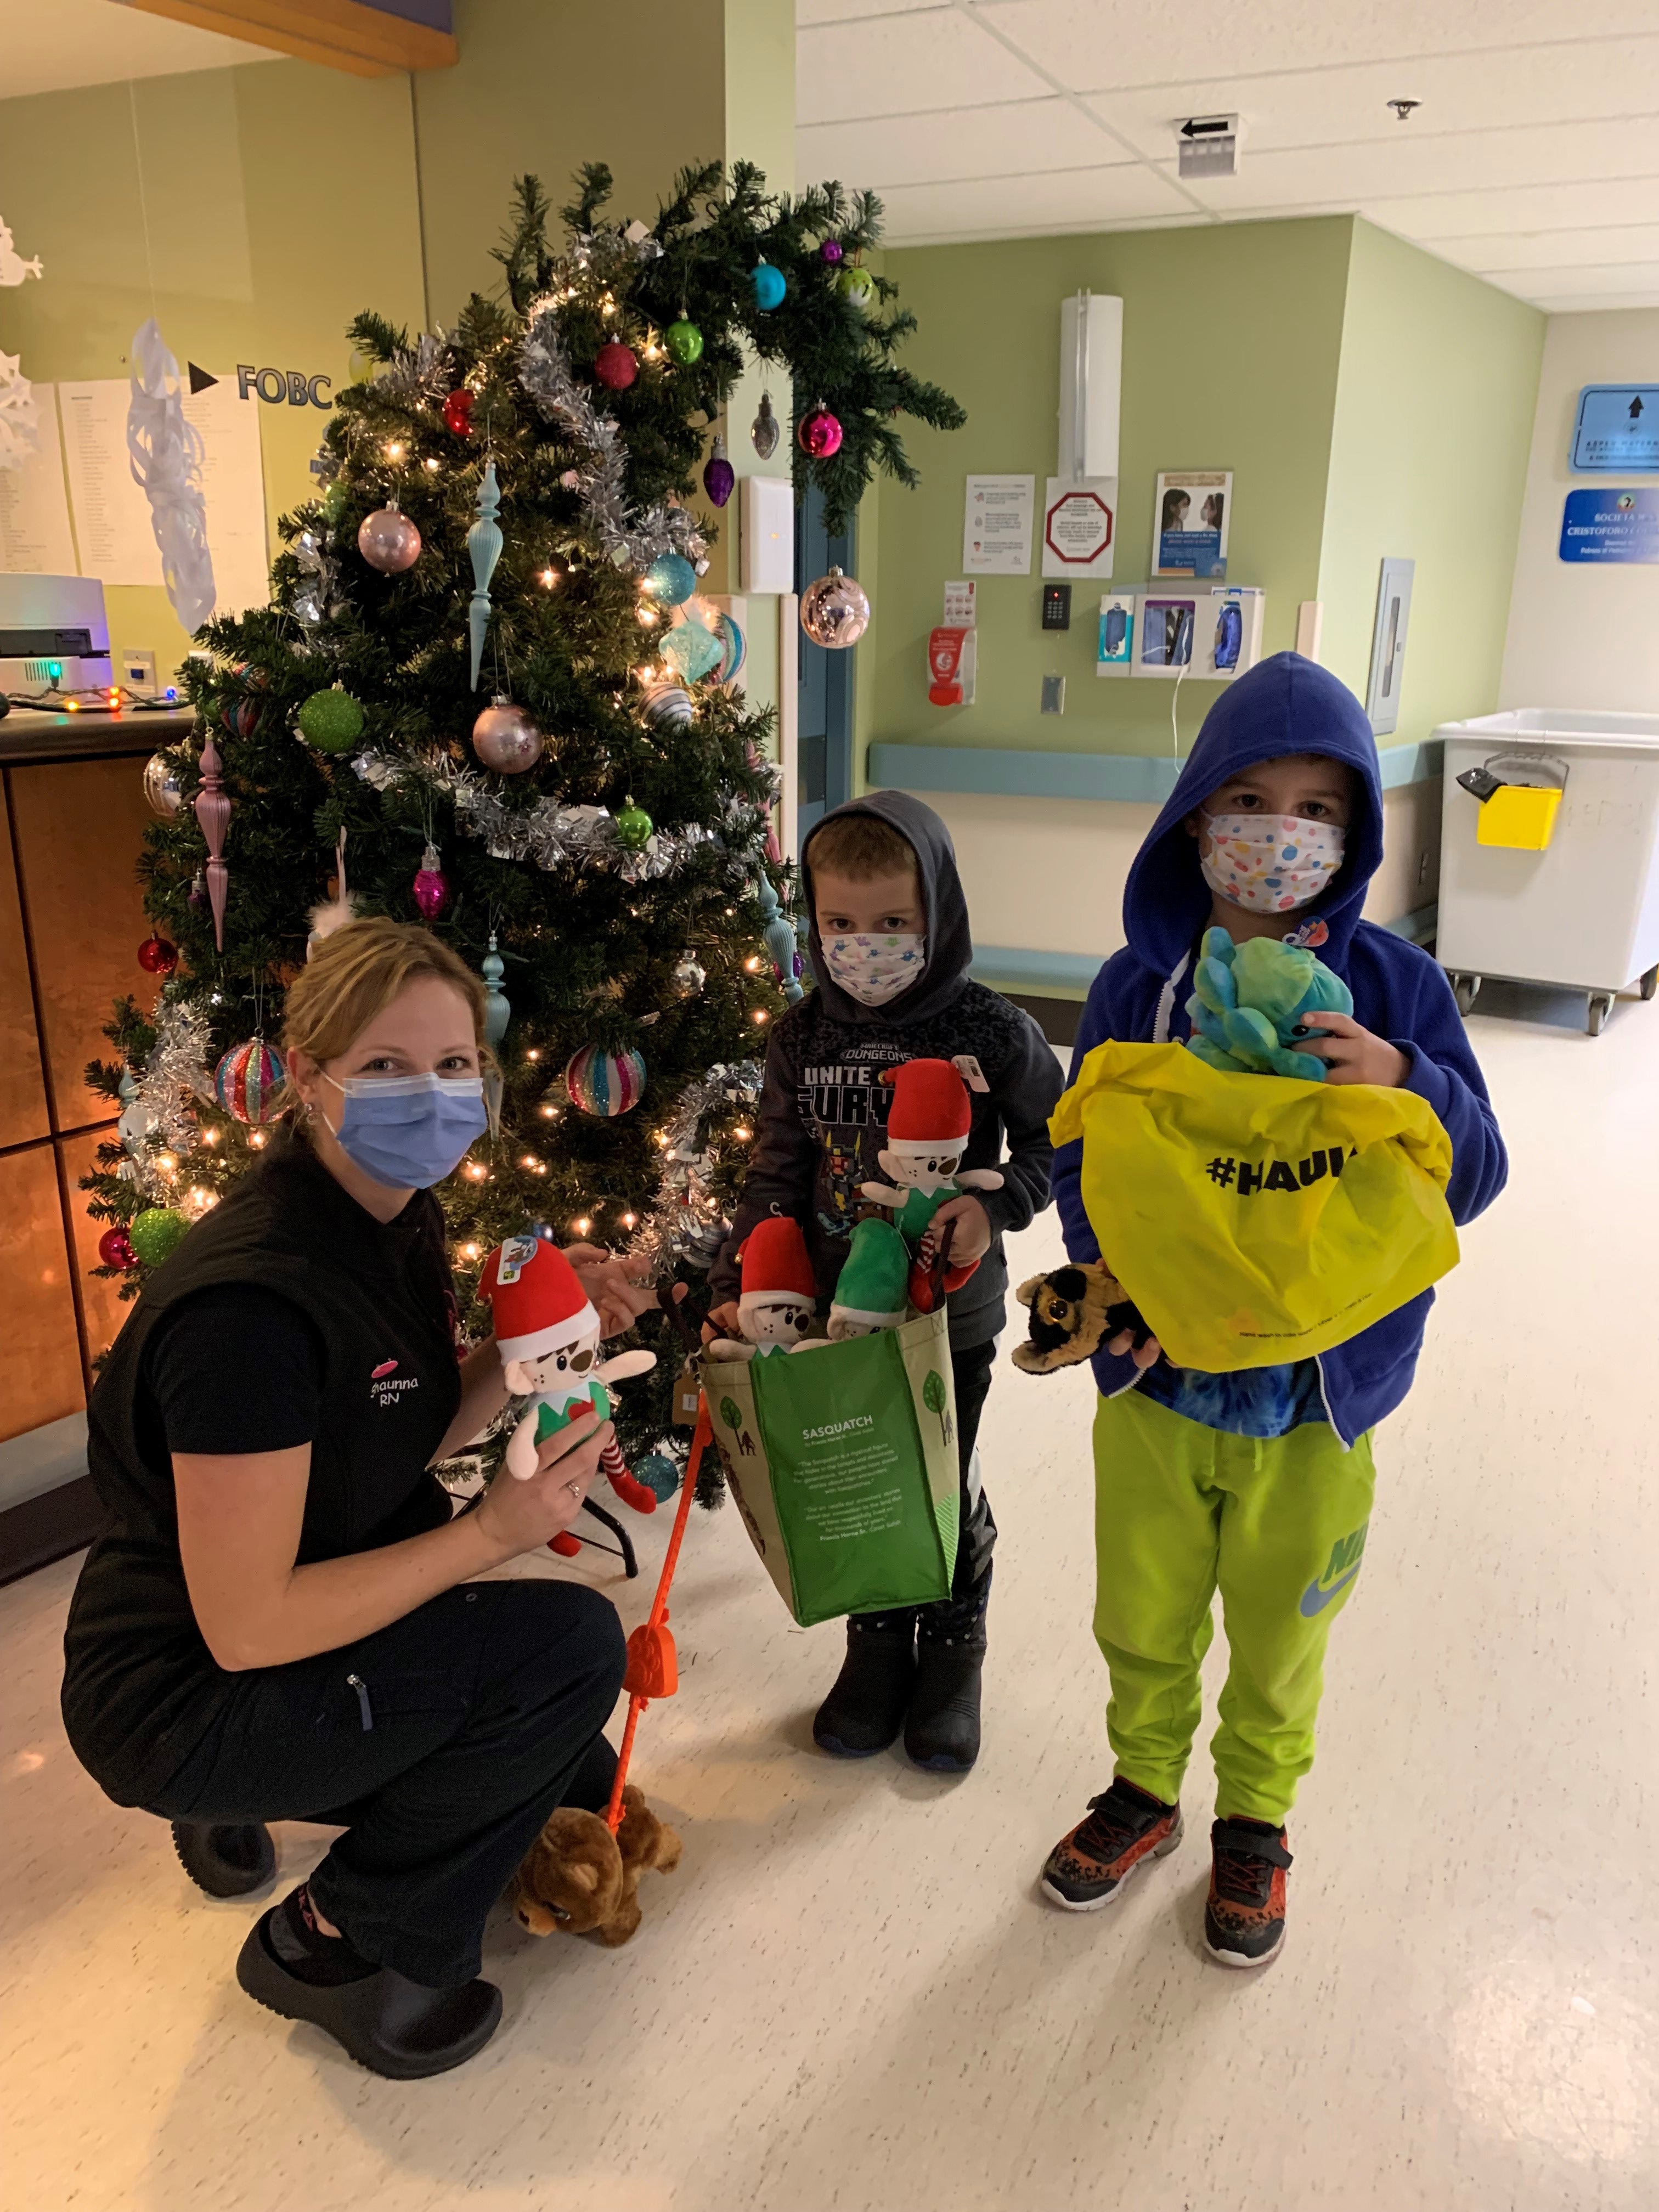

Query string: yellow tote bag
1050 1042 1460 1370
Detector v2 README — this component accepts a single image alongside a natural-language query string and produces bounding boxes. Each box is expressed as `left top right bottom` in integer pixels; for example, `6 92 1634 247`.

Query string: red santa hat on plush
478 1235 599 1362
881 1058 972 1158
737 1216 817 1317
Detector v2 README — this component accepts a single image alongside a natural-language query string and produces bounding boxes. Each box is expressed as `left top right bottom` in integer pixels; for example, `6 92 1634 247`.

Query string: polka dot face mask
1199 812 1345 916
820 932 927 1007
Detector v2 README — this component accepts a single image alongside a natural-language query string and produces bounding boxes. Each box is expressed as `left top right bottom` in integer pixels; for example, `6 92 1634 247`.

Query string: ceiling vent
1177 114 1240 179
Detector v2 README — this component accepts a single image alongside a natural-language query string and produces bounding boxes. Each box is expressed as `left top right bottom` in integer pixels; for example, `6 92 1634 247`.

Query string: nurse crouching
62 918 654 2077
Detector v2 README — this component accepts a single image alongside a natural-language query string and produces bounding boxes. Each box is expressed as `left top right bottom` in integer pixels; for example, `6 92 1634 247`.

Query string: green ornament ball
836 265 877 310
130 1206 190 1267
614 797 654 851
665 319 704 366
297 686 365 754
320 479 349 527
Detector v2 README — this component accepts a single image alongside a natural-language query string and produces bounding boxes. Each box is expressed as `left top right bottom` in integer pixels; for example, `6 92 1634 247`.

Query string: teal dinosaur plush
1184 927 1353 1080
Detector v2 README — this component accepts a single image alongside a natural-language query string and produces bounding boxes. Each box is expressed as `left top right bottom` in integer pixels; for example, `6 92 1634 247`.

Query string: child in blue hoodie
1041 653 1505 1968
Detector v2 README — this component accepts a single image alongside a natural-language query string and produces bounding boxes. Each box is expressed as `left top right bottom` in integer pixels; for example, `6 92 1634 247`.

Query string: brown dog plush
1012 1262 1155 1374
514 1784 682 1948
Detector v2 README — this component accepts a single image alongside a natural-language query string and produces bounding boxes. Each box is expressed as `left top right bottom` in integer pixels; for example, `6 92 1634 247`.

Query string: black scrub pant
147 1578 627 1988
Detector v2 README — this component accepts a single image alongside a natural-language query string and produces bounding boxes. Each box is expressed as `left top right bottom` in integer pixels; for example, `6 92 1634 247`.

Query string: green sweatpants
1092 1387 1375 1824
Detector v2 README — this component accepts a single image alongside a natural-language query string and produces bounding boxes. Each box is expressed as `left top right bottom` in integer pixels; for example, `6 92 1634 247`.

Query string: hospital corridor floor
3 978 1656 2212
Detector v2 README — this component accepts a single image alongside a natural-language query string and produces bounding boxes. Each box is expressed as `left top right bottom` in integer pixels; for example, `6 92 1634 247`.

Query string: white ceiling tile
800 98 1116 190
797 9 1051 125
1079 41 1659 163
972 0 1659 92
1488 258 1659 299
1438 223 1659 272
797 1 951 22
1361 177 1659 240
1528 287 1659 310
877 163 1197 242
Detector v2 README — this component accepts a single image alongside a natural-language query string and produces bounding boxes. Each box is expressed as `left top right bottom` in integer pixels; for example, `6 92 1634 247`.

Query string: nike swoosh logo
1299 1566 1361 1618
371 1360 398 1380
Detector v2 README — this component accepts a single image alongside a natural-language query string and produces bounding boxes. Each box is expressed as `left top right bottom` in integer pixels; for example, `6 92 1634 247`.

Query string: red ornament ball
798 408 844 460
98 1227 137 1271
215 1036 284 1125
138 932 178 976
442 388 475 436
593 340 639 392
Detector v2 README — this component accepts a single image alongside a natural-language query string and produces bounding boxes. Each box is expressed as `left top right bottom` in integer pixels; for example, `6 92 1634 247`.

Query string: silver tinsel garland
624 1059 763 1277
116 997 217 1198
352 747 772 885
374 330 450 405
518 301 707 577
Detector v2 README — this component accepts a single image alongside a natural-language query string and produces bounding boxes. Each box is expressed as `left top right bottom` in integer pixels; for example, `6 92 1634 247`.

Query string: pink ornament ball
357 501 422 574
565 1043 646 1118
798 408 844 459
215 1036 284 1125
98 1227 137 1271
472 698 544 775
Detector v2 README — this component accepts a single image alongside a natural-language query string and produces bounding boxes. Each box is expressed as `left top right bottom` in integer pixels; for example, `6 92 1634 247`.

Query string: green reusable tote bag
703 1307 960 1627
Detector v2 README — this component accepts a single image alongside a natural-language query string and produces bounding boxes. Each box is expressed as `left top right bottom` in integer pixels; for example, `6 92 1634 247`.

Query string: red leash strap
604 1394 711 1833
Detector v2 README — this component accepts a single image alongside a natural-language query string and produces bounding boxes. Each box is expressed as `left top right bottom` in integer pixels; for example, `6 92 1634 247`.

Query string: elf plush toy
825 1215 912 1341
859 1057 1003 1305
706 1216 819 1361
1184 927 1353 1080
479 1236 659 1527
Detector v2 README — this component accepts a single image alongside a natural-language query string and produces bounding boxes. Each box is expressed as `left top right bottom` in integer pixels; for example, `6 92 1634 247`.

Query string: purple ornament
702 433 735 509
821 239 845 265
413 841 449 919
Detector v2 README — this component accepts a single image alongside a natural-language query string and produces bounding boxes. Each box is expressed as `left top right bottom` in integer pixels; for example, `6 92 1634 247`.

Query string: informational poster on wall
1041 476 1116 579
57 377 269 616
962 474 1035 574
1558 487 1659 564
1152 469 1231 577
0 383 77 574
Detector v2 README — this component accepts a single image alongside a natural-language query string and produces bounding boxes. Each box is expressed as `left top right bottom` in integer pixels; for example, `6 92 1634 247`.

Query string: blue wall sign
1570 386 1659 473
1559 487 1659 564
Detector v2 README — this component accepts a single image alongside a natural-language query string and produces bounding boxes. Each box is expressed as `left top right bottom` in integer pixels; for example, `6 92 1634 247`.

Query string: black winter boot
906 1576 990 1775
812 1610 918 1757
172 1819 276 1899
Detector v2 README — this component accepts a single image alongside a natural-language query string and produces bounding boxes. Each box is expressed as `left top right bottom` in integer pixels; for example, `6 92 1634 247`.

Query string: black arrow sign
1631 396 1644 421
187 362 218 395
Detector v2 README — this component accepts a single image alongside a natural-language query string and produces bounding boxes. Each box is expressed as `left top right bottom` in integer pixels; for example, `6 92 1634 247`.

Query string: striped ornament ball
564 1043 646 1118
215 1036 284 1125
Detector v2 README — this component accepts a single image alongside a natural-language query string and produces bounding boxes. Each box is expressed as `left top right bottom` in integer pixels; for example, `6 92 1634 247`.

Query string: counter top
0 704 194 768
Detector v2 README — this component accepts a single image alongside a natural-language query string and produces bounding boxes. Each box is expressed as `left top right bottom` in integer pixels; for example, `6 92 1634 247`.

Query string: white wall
1500 311 1659 713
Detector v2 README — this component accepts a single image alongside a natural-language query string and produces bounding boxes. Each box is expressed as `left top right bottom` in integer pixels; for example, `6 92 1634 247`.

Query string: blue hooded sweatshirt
1053 651 1506 1448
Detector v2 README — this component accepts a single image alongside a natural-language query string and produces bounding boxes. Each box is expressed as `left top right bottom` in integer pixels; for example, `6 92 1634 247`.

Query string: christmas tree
83 163 964 1473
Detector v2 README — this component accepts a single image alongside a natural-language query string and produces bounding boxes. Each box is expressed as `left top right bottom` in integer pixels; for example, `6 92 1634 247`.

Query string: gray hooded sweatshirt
709 792 1064 1348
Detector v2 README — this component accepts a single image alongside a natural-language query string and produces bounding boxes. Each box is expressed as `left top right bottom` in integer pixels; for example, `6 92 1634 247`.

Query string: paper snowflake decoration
0 351 40 472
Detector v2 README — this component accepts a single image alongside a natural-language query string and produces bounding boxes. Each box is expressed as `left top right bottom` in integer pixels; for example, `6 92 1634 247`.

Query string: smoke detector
1176 114 1240 179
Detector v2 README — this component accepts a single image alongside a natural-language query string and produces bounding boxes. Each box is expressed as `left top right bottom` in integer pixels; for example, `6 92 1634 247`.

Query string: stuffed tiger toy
1012 1262 1156 1374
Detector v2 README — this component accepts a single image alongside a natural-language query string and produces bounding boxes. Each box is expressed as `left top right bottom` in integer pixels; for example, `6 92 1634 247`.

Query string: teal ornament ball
130 1206 190 1267
662 618 723 684
565 1043 646 1118
635 1453 681 1502
296 685 365 754
751 262 787 311
643 552 696 606
665 319 704 365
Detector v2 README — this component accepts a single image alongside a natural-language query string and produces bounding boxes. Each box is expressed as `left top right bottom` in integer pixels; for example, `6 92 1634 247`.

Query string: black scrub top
61 1133 462 1805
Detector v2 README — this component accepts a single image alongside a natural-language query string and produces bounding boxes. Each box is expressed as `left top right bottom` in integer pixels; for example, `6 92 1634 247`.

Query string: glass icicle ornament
755 877 804 1005
481 933 510 1136
466 458 503 690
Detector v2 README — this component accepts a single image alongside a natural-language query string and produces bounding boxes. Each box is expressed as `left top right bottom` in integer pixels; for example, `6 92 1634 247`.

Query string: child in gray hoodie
707 793 1063 1771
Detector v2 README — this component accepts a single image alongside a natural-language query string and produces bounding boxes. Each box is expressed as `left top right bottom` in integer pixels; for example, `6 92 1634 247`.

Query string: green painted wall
0 61 426 680
1316 219 1544 748
861 218 1356 768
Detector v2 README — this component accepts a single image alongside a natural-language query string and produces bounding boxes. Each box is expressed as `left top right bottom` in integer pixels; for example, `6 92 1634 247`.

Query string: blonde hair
281 919 487 1086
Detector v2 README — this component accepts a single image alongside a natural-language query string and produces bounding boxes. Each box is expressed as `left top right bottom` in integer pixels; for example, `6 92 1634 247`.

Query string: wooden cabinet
0 708 190 1445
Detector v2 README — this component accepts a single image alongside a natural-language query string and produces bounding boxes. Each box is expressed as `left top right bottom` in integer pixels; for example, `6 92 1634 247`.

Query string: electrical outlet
121 647 157 693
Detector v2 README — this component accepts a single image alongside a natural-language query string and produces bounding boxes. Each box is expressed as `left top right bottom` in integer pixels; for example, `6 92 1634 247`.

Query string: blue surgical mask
322 1072 488 1189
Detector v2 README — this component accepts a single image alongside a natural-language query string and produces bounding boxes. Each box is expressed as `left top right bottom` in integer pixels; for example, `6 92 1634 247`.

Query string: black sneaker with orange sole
1040 1777 1183 1911
1204 1816 1293 1968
